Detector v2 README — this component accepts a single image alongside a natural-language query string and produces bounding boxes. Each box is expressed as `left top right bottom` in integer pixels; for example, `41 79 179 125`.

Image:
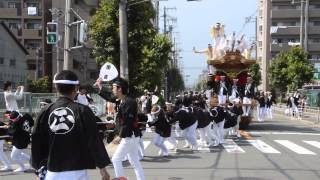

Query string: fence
273 104 320 124
0 92 106 118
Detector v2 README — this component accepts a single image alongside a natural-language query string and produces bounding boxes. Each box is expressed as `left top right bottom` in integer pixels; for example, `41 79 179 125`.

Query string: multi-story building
258 0 320 90
0 0 52 80
0 22 28 88
52 0 100 84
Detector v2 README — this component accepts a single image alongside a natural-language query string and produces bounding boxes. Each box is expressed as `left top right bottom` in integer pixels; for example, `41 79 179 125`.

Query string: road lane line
274 140 316 155
247 140 281 154
222 139 245 153
303 141 320 149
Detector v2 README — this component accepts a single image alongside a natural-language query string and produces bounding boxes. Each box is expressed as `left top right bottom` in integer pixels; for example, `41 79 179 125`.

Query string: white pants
138 136 144 158
242 97 252 116
45 170 89 180
112 137 145 180
218 95 226 105
216 120 225 144
11 146 29 169
266 106 273 119
198 123 216 146
182 121 198 148
175 123 182 137
153 134 168 156
258 107 266 122
0 140 11 168
166 136 177 149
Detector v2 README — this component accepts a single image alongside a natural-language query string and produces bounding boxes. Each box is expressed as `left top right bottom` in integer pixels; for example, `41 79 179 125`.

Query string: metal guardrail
0 92 106 118
273 104 320 124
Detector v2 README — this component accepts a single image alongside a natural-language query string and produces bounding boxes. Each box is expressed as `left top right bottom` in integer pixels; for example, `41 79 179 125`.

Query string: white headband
53 74 79 85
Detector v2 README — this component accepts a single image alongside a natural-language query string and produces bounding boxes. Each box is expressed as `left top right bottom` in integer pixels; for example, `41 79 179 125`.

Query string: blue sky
159 0 258 87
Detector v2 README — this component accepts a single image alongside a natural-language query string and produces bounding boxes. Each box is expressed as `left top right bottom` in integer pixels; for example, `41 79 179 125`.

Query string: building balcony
26 49 43 59
271 26 300 35
22 29 42 39
271 9 301 19
22 8 42 18
309 26 320 35
308 43 320 52
309 9 320 18
0 8 19 18
9 28 23 37
271 43 292 52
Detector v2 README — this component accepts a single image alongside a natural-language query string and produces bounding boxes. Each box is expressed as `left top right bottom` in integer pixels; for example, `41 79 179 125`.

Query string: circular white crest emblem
22 121 30 132
48 107 75 134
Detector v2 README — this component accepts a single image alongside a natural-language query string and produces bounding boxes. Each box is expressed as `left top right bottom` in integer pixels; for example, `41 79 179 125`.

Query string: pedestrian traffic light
47 22 58 44
79 21 88 44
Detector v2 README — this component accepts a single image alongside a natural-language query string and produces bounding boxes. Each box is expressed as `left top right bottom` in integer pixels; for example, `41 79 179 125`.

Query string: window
313 21 320 26
26 22 41 29
10 59 16 67
27 63 36 70
8 2 18 8
0 58 4 65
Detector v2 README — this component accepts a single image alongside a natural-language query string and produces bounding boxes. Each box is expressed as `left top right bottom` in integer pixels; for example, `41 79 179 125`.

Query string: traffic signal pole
63 0 72 70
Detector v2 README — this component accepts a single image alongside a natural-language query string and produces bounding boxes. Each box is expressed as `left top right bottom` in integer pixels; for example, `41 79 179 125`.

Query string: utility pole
262 0 271 91
119 0 129 81
300 0 304 48
35 48 40 80
63 0 72 70
163 6 167 34
304 0 309 51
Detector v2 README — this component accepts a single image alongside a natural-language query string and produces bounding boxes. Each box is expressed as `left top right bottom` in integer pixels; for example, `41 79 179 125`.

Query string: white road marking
247 140 281 154
222 139 245 153
303 141 320 149
275 140 316 155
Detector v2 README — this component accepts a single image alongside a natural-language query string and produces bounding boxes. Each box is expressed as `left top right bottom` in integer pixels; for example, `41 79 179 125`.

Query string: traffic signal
79 21 88 44
47 22 58 44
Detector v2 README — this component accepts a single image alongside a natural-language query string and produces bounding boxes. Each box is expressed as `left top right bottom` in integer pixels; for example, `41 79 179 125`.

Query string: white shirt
4 87 24 111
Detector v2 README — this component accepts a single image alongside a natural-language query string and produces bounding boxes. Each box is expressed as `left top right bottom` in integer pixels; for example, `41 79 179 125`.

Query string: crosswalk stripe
143 140 151 150
247 140 281 154
222 139 245 153
274 140 316 155
303 141 320 149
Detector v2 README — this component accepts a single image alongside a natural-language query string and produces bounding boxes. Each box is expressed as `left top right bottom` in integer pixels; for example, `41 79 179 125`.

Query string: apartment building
0 0 51 80
258 0 320 90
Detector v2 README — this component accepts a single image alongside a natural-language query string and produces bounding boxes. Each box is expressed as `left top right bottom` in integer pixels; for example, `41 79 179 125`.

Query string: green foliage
248 63 261 87
269 46 314 95
89 0 175 97
167 67 185 93
27 76 50 93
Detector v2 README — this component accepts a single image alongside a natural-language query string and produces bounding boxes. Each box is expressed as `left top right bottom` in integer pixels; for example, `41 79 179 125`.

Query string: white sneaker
0 166 12 171
13 167 26 172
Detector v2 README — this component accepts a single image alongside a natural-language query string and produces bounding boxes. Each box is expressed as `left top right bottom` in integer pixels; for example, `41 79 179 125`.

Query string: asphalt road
1 113 320 180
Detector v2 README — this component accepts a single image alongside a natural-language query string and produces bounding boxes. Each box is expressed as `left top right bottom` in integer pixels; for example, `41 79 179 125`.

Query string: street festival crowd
0 69 307 180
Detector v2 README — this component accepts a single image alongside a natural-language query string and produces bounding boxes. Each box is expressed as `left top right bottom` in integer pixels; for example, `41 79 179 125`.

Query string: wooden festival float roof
207 51 256 79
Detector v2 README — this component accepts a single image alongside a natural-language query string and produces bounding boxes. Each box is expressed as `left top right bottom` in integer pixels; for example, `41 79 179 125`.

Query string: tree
27 76 50 93
167 67 185 96
286 47 314 91
248 63 261 87
89 0 174 96
269 46 314 96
